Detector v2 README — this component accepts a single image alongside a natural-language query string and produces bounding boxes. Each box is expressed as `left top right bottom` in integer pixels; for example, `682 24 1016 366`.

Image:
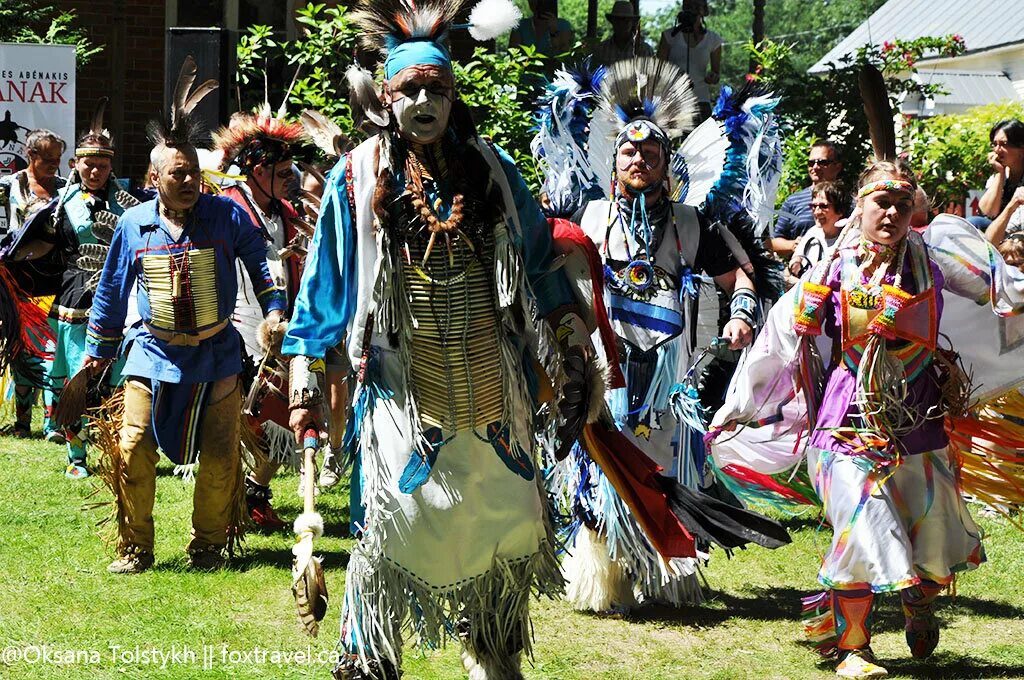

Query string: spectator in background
984 185 1024 245
509 0 574 56
591 1 653 67
657 0 721 121
785 180 848 287
975 119 1024 228
910 186 931 231
0 129 66 239
998 234 1024 271
771 139 843 257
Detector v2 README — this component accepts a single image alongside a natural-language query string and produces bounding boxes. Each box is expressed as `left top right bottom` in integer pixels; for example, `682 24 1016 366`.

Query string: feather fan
300 110 351 159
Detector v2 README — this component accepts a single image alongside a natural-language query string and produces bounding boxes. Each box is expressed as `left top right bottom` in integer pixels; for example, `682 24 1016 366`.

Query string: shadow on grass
228 547 352 572
811 653 1024 679
623 586 1024 631
624 585 806 625
882 653 1024 679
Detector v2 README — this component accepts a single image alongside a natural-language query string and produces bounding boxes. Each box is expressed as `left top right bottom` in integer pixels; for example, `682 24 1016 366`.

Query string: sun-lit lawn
2 428 1023 680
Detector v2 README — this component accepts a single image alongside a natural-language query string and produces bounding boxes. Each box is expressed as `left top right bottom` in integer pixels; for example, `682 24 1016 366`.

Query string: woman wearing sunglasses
785 181 850 287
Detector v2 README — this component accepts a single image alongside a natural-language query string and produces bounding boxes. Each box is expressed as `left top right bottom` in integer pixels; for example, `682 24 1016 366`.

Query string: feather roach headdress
346 0 521 125
588 57 699 192
212 104 306 173
146 55 219 150
75 97 114 158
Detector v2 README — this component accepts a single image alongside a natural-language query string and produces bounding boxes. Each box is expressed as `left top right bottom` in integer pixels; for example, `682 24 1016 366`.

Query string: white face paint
392 87 451 144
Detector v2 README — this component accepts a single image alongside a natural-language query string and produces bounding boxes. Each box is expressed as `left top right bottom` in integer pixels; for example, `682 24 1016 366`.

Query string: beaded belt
145 318 230 347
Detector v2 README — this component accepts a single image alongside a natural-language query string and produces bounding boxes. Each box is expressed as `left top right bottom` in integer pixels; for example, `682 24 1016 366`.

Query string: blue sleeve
282 159 358 358
773 193 798 239
230 201 286 315
86 218 136 358
494 144 574 317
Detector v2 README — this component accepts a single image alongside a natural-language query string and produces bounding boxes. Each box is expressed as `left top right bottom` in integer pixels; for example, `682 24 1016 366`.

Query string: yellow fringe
949 389 1024 524
81 389 128 555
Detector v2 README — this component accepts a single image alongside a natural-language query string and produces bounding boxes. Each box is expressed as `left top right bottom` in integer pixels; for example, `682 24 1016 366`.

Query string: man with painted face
81 60 286 574
283 0 597 677
551 58 759 614
5 99 142 478
211 109 307 531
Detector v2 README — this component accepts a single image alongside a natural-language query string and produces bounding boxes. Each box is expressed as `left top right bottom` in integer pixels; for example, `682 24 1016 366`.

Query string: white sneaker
836 649 887 679
318 450 342 489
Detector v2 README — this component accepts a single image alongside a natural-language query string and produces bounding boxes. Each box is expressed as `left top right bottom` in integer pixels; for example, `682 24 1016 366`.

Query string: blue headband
384 40 452 80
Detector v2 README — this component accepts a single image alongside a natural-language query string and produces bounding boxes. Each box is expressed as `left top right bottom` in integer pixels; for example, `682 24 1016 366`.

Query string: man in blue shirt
82 73 286 574
771 139 843 257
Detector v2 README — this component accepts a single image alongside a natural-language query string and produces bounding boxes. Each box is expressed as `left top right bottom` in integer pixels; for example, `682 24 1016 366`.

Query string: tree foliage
0 1 102 68
236 3 360 147
747 34 966 200
236 3 547 186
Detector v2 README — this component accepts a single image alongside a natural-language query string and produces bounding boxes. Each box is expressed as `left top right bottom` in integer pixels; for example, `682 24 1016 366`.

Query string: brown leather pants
119 376 242 553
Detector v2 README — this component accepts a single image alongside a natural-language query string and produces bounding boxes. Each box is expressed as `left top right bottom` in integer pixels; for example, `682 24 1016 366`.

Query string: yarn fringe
801 590 838 657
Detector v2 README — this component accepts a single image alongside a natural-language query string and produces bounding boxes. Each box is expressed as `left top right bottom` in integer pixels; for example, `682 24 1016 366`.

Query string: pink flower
882 41 895 53
745 73 756 82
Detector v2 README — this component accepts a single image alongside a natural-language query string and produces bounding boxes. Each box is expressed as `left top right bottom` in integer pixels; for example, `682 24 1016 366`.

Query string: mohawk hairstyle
212 104 306 171
350 0 465 53
146 55 219 149
596 57 699 142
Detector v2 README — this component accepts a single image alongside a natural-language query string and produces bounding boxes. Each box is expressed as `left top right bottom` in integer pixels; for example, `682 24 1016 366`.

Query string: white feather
467 0 522 41
345 64 390 128
670 116 728 207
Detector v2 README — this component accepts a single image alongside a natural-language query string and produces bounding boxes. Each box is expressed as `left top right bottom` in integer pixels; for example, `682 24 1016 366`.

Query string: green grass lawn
2 430 1023 680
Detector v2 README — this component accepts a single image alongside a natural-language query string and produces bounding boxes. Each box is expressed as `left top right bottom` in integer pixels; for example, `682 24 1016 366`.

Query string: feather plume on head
211 104 306 173
351 0 521 81
75 97 115 158
146 55 219 150
588 57 699 192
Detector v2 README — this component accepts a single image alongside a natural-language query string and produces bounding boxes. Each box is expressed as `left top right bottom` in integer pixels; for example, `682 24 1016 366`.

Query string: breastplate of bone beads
402 229 504 433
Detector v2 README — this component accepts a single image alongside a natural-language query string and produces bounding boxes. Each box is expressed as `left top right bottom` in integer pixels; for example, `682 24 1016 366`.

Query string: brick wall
58 0 166 183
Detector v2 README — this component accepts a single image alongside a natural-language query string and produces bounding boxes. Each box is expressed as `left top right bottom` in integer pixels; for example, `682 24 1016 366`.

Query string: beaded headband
857 179 914 198
75 146 114 159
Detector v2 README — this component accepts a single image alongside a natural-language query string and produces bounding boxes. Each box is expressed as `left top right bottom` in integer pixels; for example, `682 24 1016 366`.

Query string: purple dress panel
808 253 949 456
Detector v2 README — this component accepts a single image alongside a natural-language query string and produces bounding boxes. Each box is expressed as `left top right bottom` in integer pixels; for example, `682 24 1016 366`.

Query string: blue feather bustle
532 62 608 217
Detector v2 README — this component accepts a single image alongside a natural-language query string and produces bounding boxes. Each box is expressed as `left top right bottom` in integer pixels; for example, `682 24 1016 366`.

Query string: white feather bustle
467 0 522 41
293 511 324 539
563 527 636 612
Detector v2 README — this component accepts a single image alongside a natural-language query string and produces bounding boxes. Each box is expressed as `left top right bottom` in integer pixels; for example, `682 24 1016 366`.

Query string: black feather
656 476 791 550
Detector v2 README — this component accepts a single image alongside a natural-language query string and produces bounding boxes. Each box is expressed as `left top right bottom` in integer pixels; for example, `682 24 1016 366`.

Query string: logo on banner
0 109 29 176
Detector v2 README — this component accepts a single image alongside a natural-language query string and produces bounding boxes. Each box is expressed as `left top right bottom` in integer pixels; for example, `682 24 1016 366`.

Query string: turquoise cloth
384 40 452 79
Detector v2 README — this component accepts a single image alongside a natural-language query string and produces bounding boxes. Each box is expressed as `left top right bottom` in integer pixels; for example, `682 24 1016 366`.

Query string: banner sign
0 42 75 235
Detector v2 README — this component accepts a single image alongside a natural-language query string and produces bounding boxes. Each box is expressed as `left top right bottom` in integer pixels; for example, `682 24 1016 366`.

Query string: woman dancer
710 158 1024 678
